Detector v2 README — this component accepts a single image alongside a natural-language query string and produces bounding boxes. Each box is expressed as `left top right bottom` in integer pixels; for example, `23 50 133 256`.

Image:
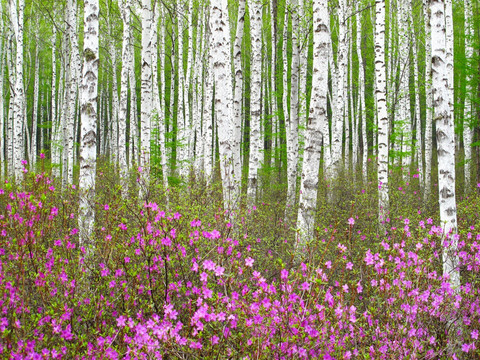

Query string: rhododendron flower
245 257 254 267
348 217 355 226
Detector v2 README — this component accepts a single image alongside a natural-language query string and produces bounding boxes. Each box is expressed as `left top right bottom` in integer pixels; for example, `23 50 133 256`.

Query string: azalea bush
0 169 480 359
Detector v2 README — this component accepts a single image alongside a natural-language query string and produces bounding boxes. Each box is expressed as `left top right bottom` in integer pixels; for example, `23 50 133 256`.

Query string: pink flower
245 257 254 267
300 282 311 291
40 153 45 159
104 204 110 210
348 217 355 226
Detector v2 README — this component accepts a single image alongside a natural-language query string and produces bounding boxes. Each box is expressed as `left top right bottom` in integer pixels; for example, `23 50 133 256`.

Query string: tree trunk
464 0 473 192
119 0 131 190
296 0 328 251
286 0 300 208
210 0 240 211
375 0 389 221
78 0 99 247
140 0 153 189
9 0 25 181
247 0 263 205
431 0 459 288
233 0 245 190
423 0 433 201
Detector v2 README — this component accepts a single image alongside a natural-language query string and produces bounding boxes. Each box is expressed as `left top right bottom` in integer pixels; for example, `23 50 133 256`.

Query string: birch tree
210 0 239 210
140 0 153 187
423 0 433 200
9 0 25 181
297 0 328 251
398 0 411 179
410 3 423 189
430 0 459 288
233 0 245 184
118 0 131 190
356 3 368 182
286 0 300 208
247 0 263 205
79 0 99 246
203 19 214 182
375 0 389 221
31 18 40 168
464 0 473 191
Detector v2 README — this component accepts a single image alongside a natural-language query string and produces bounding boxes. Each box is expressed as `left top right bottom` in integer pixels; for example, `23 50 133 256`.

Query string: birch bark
119 0 131 188
31 23 40 167
233 0 245 189
79 0 99 246
330 0 347 179
464 0 473 191
430 0 459 288
286 0 300 208
297 0 328 251
140 0 153 186
398 0 411 180
210 0 240 210
375 0 389 221
356 4 367 182
203 22 213 183
410 4 423 188
247 0 263 205
423 0 433 200
9 0 25 181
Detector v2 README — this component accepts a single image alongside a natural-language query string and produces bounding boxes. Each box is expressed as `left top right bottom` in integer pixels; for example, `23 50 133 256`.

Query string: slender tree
140 0 153 188
79 0 100 246
375 0 389 222
118 0 131 190
247 0 263 205
210 0 239 211
9 0 25 181
297 0 328 251
464 0 474 191
430 0 459 288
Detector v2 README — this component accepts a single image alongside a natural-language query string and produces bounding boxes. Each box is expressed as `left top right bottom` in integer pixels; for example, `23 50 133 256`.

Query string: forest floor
0 161 479 359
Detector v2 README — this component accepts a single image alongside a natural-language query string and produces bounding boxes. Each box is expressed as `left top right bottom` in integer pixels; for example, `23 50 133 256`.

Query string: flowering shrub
0 172 479 359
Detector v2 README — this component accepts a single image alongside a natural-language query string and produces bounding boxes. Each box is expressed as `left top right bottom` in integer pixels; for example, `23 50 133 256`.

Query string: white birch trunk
431 0 459 288
0 35 4 179
177 2 188 179
423 0 433 200
186 0 194 170
129 28 138 166
445 0 454 122
210 0 239 210
9 0 25 181
399 0 411 180
297 0 328 250
233 0 245 189
79 0 99 246
330 0 347 179
356 5 368 182
203 24 213 183
351 36 358 174
158 3 168 188
110 44 119 164
140 0 153 186
67 0 79 184
247 0 263 205
410 3 423 189
285 0 300 208
375 0 389 220
7 33 15 178
31 24 40 168
464 0 473 191
119 0 131 189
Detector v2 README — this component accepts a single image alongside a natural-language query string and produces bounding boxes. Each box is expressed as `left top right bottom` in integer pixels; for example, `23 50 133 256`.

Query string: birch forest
2 0 480 358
